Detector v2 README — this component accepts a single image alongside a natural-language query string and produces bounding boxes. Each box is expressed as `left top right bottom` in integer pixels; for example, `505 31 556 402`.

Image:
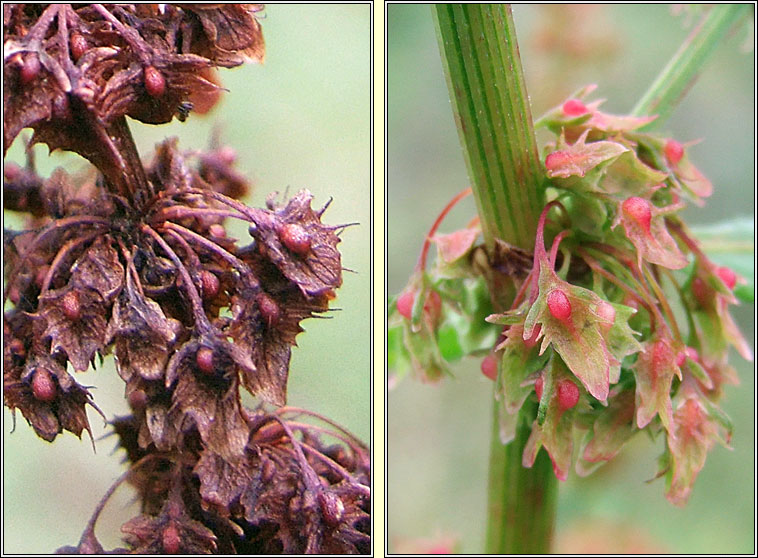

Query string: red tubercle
4 161 21 181
256 292 281 327
557 379 580 411
34 265 50 289
9 338 26 359
650 339 672 380
676 346 699 367
562 98 588 116
32 368 57 402
397 290 414 320
595 301 616 327
621 197 652 234
481 353 498 381
547 289 572 321
544 151 572 172
162 524 181 554
622 294 639 312
195 347 215 375
19 54 40 84
425 290 442 325
664 139 684 166
127 388 148 410
144 65 166 97
199 270 220 300
317 491 345 527
397 289 442 325
70 32 88 61
208 223 227 239
62 290 81 321
685 346 699 361
717 266 737 290
279 223 311 256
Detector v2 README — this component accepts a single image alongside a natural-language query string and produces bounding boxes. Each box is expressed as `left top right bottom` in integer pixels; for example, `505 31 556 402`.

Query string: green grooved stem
486 400 557 554
632 4 751 129
433 4 544 251
434 4 552 554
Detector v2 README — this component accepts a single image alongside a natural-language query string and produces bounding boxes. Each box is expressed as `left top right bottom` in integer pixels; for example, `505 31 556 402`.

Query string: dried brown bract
4 4 369 554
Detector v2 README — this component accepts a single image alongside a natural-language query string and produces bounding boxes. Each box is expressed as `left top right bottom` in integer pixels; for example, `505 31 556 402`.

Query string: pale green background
3 4 370 554
388 4 754 555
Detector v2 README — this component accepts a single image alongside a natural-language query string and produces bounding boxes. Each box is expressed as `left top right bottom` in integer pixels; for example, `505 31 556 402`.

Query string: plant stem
632 4 751 130
433 4 544 252
486 400 557 554
434 4 553 553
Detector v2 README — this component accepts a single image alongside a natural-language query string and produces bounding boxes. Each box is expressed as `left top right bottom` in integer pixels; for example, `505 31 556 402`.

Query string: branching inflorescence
3 4 369 554
391 84 751 506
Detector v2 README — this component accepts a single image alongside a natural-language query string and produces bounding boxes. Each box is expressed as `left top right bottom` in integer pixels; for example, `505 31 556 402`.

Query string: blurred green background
388 4 754 554
3 4 370 554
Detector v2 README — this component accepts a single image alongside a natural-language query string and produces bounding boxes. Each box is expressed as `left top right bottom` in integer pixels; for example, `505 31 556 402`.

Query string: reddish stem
140 224 208 327
161 221 255 281
548 230 571 268
4 216 109 303
415 186 472 271
277 406 367 448
40 231 102 294
577 247 659 322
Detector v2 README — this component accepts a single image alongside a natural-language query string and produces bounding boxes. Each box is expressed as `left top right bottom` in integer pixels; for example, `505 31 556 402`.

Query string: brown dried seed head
62 290 81 320
279 223 311 256
196 347 215 375
32 368 57 402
